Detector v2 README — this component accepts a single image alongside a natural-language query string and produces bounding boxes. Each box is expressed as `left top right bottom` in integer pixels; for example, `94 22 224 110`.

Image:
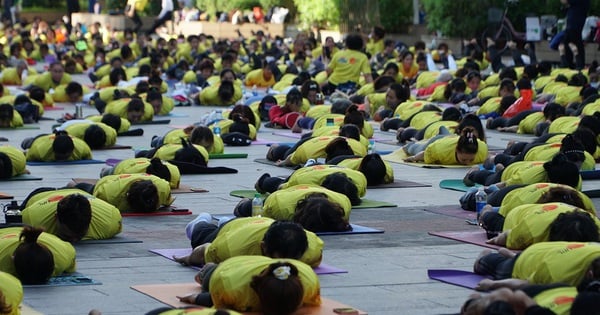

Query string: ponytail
457 127 478 154
14 226 54 284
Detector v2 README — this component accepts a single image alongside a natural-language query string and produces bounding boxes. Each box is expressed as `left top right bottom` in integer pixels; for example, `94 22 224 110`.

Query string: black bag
221 132 252 146
14 103 39 123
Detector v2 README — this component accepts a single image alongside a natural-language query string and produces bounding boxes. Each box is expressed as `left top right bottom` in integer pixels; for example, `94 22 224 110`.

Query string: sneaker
304 159 317 167
185 212 213 240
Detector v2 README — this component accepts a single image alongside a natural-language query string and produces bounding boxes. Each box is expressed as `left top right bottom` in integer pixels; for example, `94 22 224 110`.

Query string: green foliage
293 0 340 29
378 0 412 32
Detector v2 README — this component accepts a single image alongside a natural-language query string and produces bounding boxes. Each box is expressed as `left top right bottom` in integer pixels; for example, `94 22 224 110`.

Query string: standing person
322 33 372 95
147 0 174 36
560 0 590 69
126 0 146 33
66 0 80 34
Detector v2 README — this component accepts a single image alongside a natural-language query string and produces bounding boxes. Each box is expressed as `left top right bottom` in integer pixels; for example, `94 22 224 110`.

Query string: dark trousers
131 11 143 33
147 11 173 35
563 28 585 69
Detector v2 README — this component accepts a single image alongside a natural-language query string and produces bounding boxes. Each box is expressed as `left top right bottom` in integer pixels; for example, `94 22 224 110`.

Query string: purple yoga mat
428 230 504 250
272 131 304 139
149 248 348 275
105 158 121 167
252 139 277 145
428 269 491 290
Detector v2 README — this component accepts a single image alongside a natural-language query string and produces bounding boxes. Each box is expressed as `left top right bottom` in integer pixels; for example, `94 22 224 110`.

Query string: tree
293 0 340 29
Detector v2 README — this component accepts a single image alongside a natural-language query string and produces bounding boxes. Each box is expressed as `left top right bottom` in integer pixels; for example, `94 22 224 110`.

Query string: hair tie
273 266 291 280
563 150 585 155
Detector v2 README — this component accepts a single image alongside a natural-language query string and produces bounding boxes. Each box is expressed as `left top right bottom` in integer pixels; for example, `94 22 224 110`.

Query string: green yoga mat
23 272 101 287
209 153 248 159
0 125 41 130
229 190 397 209
439 179 481 192
1 174 43 181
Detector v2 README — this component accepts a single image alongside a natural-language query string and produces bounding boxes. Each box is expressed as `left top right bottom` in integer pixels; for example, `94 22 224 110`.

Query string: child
403 126 487 165
267 88 303 129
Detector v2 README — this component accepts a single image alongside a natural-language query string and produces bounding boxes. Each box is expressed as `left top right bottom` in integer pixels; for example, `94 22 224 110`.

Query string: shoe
185 212 213 240
255 173 270 194
304 159 317 167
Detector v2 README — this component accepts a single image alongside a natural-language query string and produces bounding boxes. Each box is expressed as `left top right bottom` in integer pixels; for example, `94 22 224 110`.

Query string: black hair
14 226 54 284
515 77 532 90
571 291 600 315
138 64 152 77
499 79 516 93
499 95 518 115
321 172 361 206
286 88 303 104
146 90 162 103
372 26 385 39
343 105 364 129
65 82 83 97
0 103 13 126
101 113 122 132
145 158 171 183
127 180 159 212
293 193 350 232
83 124 107 149
542 102 565 121
292 72 311 86
522 64 538 80
56 194 92 242
568 72 588 87
359 154 387 186
189 126 215 149
560 134 586 164
484 300 515 315
373 75 396 92
325 137 355 162
571 128 597 156
27 87 45 102
0 152 12 179
537 187 586 209
537 61 552 75
579 113 600 137
456 127 479 155
109 67 127 86
136 81 150 94
441 107 462 121
127 98 145 112
345 33 364 51
262 221 308 259
174 139 207 166
457 114 485 142
499 67 517 81
548 210 600 242
52 132 75 161
300 80 320 98
217 80 235 104
388 81 411 105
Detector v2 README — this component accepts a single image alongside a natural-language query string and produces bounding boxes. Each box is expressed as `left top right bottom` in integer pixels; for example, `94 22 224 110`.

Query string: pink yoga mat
423 205 476 220
428 269 491 290
149 248 348 275
428 230 504 250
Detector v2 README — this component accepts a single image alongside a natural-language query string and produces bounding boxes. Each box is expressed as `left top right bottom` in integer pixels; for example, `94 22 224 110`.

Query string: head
543 153 581 188
498 67 517 81
498 95 518 115
343 105 364 129
358 154 387 186
300 80 320 104
321 172 361 206
560 134 586 167
250 262 304 315
383 62 399 78
442 106 462 122
189 126 214 151
52 131 75 161
126 180 159 212
285 88 303 111
331 99 352 115
460 288 528 315
55 194 92 242
82 124 107 149
293 192 350 232
548 210 600 242
145 158 171 183
542 102 565 121
399 51 414 67
65 82 83 102
571 127 598 156
515 77 532 90
146 90 163 113
229 104 256 127
217 80 235 104
457 114 485 142
537 187 586 209
49 62 65 82
109 67 126 86
0 103 13 128
262 221 308 259
571 290 600 315
455 127 479 165
174 139 207 166
325 137 355 162
386 81 411 109
498 79 516 97
13 226 54 284
101 113 122 132
466 71 481 92
126 98 145 122
345 33 364 51
27 86 45 103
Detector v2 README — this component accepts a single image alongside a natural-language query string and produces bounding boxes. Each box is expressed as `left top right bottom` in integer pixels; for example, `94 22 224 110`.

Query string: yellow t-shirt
0 227 76 277
337 157 394 184
112 157 181 189
423 136 488 165
393 101 432 120
499 183 596 217
280 165 368 198
63 122 117 147
409 111 442 130
263 184 352 221
547 116 580 134
0 145 26 177
244 69 275 88
25 134 92 161
503 203 599 249
513 242 600 286
533 286 577 315
523 142 595 171
22 189 122 240
153 143 210 164
0 272 22 315
104 98 154 122
327 49 371 85
289 136 367 166
209 256 321 312
204 217 324 267
477 97 502 115
92 174 173 212
199 83 243 106
517 112 545 134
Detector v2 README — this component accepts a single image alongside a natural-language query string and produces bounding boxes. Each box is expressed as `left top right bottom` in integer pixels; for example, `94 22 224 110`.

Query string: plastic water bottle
213 125 221 137
475 188 487 221
252 85 258 96
252 193 263 217
326 118 334 127
368 140 376 154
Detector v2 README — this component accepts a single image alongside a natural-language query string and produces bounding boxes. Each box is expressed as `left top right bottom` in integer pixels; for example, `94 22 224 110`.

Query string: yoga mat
229 190 396 209
157 113 189 118
427 269 491 290
374 139 400 146
72 178 208 194
252 139 277 145
105 158 121 166
121 206 192 217
131 283 367 314
581 170 600 180
0 137 7 141
95 144 133 150
149 248 348 275
382 149 472 168
422 205 476 220
428 230 504 250
118 128 144 136
24 272 101 287
209 153 248 159
583 190 600 198
439 179 481 192
0 174 43 181
78 236 143 245
131 119 171 125
0 192 13 199
43 106 65 111
0 125 41 130
253 158 299 170
27 159 105 166
21 304 43 315
316 224 384 236
272 131 304 139
368 179 431 189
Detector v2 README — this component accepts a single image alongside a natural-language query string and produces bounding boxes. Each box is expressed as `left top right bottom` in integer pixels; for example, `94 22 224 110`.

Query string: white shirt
158 0 174 19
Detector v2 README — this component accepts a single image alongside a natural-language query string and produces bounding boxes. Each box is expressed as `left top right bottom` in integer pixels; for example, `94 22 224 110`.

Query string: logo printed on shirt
47 195 65 203
553 296 575 305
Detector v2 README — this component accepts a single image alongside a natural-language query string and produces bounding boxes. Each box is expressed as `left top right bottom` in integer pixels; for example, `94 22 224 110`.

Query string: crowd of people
0 0 599 314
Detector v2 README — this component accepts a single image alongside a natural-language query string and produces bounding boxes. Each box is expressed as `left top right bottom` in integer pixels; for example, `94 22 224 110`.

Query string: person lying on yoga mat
86 113 132 134
21 130 92 162
177 256 321 315
101 157 180 189
174 217 323 267
71 173 173 213
256 164 366 204
237 184 352 233
266 88 304 129
331 153 393 186
0 145 28 179
0 103 24 128
0 271 23 315
464 153 583 190
402 126 488 166
267 127 367 167
151 125 224 154
55 120 117 149
146 307 242 315
0 226 76 285
140 138 209 168
393 106 462 143
104 97 153 123
20 188 122 242
472 241 600 291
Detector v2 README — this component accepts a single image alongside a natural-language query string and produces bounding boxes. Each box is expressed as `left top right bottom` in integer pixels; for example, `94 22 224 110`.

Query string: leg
486 184 526 207
132 11 143 33
479 211 505 235
473 251 517 280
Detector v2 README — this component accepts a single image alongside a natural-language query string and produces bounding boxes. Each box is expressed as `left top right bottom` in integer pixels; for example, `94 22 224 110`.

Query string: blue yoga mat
27 159 106 166
24 272 101 287
315 224 384 236
428 269 491 290
581 170 600 180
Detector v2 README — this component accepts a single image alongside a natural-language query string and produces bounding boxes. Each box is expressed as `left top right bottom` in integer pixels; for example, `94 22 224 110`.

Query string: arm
486 231 509 246
476 278 529 291
275 154 293 167
363 73 373 84
405 151 425 162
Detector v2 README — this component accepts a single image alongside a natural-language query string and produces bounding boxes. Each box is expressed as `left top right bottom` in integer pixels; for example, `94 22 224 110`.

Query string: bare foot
475 278 495 291
495 163 504 172
498 247 516 259
173 244 208 266
177 293 199 304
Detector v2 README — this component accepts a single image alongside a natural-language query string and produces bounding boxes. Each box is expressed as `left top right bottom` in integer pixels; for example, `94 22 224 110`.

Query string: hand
475 278 495 291
404 156 415 162
177 293 199 304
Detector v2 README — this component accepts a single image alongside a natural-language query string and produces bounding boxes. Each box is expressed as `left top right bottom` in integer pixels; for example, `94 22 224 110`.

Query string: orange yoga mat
131 283 367 315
